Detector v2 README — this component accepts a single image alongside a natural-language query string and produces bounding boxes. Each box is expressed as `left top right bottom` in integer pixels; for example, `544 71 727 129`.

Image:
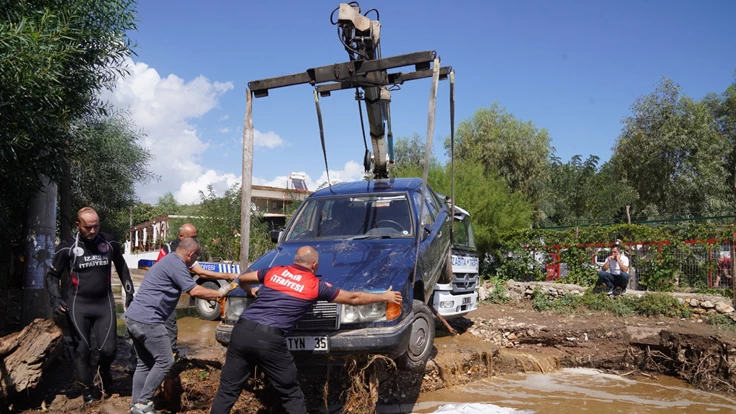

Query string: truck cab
432 205 479 318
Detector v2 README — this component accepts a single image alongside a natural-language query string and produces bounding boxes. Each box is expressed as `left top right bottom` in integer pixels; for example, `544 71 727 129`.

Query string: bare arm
331 286 402 306
190 264 236 282
602 256 611 271
188 284 223 301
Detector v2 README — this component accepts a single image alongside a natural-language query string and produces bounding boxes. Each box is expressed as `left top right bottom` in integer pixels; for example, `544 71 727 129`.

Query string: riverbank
5 291 736 413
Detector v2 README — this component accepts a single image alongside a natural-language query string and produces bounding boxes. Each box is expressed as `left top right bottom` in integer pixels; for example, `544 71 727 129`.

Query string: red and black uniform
210 264 340 414
45 231 135 397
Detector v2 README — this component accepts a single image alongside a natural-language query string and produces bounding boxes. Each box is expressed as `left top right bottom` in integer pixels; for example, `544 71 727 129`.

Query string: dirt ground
3 301 736 414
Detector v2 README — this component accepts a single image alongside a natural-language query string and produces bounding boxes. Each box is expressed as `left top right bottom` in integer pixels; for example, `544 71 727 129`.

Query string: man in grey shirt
125 237 225 414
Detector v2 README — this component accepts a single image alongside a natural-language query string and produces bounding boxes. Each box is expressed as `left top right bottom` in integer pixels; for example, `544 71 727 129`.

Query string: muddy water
399 368 736 414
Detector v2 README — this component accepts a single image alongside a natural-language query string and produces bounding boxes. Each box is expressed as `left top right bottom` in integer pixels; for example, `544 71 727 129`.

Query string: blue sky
106 0 736 204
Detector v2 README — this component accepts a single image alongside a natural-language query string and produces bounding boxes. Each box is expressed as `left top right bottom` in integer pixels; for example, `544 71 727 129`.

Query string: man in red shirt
210 245 402 414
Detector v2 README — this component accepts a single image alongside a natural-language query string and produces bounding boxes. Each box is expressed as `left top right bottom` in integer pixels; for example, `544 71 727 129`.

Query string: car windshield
284 193 414 241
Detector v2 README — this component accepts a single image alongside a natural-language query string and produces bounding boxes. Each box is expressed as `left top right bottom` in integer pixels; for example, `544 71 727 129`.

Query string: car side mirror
270 230 282 243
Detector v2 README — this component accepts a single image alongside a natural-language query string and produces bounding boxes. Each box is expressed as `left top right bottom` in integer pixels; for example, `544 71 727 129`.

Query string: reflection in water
404 368 736 414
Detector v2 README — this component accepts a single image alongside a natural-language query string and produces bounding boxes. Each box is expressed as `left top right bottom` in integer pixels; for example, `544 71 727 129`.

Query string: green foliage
450 102 552 222
531 290 687 318
186 183 275 264
482 276 511 304
542 155 638 226
67 111 157 240
610 78 731 217
0 0 138 251
495 222 735 289
391 135 533 270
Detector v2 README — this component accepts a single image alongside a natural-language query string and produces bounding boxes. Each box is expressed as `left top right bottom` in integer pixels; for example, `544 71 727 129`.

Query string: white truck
432 205 479 319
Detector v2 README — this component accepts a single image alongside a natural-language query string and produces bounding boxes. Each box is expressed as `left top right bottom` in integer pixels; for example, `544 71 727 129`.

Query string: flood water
398 368 736 414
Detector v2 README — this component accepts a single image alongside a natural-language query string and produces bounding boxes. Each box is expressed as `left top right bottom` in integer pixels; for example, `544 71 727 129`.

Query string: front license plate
463 297 472 305
286 336 329 352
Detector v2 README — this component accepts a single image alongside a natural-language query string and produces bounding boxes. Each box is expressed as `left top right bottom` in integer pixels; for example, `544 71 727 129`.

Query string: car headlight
340 302 387 323
225 297 252 321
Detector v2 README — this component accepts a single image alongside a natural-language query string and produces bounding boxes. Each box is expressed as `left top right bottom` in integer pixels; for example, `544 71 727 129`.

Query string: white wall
123 251 160 269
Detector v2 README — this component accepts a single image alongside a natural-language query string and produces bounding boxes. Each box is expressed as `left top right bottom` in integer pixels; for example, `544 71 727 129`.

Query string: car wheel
438 252 453 284
195 281 221 321
395 300 435 372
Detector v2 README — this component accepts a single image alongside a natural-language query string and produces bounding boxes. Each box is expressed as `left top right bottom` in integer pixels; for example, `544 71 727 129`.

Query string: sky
101 0 736 205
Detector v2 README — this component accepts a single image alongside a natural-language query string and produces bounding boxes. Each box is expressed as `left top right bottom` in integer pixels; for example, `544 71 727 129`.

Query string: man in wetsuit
125 222 235 373
46 207 136 402
210 246 403 414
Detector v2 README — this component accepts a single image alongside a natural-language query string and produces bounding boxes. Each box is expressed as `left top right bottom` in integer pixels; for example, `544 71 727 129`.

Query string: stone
478 286 489 302
715 302 734 314
676 298 685 305
507 333 517 340
525 288 534 295
689 299 699 307
701 300 715 309
692 308 706 315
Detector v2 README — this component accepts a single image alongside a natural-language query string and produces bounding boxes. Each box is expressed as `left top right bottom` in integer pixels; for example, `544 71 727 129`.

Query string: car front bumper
432 290 478 319
215 311 414 359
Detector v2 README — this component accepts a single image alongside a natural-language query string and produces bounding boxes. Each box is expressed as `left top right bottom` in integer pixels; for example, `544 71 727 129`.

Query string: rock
689 299 699 307
527 329 535 336
478 286 489 302
697 319 703 323
507 333 517 340
676 298 685 305
692 308 707 315
525 288 534 295
715 302 734 314
701 301 715 309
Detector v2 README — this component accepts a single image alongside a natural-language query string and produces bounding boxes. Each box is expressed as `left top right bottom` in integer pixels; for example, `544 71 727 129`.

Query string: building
127 175 312 254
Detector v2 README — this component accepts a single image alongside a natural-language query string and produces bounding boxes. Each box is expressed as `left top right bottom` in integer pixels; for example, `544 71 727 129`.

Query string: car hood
246 239 416 292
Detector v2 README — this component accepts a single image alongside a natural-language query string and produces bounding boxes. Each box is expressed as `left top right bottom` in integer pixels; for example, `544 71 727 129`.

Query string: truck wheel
195 281 221 321
438 252 453 284
396 300 435 372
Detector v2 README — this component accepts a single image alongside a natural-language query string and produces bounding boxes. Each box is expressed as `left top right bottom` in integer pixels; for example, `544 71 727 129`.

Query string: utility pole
240 89 254 266
21 176 57 326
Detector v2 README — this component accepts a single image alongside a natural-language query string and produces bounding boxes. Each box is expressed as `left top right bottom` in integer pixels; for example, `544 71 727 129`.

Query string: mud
4 301 736 414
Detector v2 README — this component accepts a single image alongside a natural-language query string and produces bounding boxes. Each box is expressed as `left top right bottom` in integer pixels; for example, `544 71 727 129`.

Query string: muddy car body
215 178 452 371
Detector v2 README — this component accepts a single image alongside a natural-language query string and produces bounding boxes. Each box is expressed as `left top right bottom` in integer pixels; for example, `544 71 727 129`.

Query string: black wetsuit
46 231 135 395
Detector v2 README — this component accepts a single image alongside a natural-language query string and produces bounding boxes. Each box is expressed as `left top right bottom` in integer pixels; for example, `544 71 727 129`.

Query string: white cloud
254 129 285 149
175 169 241 205
218 127 231 134
219 114 230 121
100 58 234 203
252 160 366 192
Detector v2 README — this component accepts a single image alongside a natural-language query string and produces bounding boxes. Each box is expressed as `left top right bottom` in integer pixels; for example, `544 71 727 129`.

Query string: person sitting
594 244 630 296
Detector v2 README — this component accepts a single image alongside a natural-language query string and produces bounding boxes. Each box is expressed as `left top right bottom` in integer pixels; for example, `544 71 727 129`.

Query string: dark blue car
215 178 452 372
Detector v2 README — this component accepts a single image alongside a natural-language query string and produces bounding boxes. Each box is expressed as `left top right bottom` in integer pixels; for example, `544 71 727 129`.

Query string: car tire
195 281 221 321
395 300 435 373
438 252 453 284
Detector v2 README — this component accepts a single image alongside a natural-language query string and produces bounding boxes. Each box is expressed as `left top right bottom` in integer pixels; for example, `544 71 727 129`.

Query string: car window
413 192 435 227
284 193 413 241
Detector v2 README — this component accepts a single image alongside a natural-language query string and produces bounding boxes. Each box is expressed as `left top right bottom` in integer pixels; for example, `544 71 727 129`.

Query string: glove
51 297 68 316
218 281 239 298
125 290 134 309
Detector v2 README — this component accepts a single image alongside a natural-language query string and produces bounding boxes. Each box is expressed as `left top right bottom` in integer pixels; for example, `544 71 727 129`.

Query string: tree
542 154 638 226
450 102 553 222
610 78 730 217
0 0 138 287
704 72 736 200
67 111 156 240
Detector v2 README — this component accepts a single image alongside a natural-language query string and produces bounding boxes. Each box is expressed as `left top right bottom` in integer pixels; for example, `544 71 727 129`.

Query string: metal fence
543 239 733 291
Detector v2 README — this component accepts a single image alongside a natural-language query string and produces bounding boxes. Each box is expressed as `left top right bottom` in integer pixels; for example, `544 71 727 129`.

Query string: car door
412 189 441 301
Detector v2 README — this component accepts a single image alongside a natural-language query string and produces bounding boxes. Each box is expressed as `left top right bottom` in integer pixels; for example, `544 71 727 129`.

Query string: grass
531 288 689 319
